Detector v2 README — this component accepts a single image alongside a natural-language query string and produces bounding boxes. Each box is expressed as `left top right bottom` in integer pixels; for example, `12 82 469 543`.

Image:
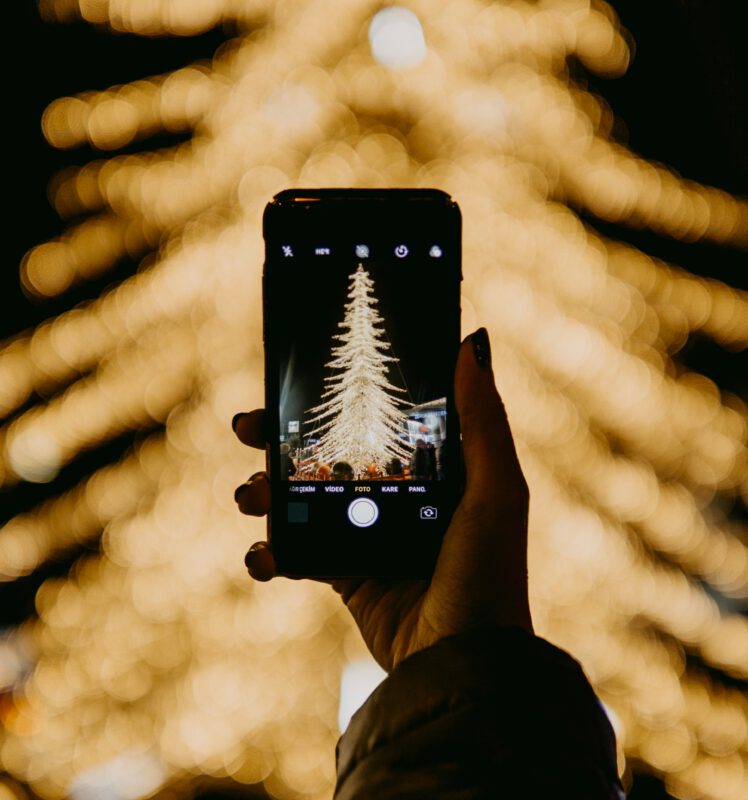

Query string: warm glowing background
2 2 746 799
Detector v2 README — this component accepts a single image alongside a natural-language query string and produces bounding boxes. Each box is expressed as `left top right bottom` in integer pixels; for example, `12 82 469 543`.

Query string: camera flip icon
419 505 438 520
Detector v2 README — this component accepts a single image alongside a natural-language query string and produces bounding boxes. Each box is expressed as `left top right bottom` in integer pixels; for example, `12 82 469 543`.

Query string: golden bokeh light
2 2 746 799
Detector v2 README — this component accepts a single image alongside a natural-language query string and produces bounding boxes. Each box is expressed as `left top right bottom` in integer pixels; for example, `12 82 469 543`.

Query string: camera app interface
269 220 458 532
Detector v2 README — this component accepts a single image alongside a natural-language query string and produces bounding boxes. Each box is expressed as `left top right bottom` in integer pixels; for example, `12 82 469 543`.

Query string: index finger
232 409 266 449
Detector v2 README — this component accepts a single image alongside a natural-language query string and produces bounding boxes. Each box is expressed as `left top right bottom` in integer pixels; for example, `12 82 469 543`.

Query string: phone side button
347 498 379 528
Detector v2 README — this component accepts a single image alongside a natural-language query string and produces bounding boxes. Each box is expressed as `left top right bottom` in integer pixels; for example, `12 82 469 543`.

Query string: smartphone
262 189 462 578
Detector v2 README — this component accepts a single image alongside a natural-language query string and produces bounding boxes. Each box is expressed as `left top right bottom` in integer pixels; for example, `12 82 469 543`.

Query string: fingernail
234 477 253 503
471 327 491 369
231 413 245 433
234 472 264 503
244 547 258 570
244 542 265 577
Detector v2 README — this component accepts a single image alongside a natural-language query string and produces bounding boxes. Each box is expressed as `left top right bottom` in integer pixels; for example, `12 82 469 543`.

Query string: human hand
233 328 532 671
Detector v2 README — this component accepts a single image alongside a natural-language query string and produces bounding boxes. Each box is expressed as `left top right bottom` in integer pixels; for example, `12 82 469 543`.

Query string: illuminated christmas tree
306 264 411 477
1 2 746 800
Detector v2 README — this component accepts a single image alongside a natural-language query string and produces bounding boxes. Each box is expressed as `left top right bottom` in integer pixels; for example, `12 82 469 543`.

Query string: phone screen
263 190 461 577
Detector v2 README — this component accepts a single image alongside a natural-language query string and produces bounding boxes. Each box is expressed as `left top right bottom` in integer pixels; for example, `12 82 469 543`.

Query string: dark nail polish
231 413 244 433
234 473 263 503
471 327 491 368
244 549 256 570
245 542 268 573
234 480 252 503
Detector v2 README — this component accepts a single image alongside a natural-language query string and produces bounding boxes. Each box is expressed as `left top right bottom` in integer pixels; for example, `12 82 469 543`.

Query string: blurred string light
368 7 427 70
1 1 747 799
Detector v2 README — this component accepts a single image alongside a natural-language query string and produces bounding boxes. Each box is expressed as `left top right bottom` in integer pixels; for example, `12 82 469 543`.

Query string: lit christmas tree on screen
306 265 411 477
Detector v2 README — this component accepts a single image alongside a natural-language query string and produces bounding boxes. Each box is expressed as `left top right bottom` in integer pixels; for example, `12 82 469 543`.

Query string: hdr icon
315 247 331 255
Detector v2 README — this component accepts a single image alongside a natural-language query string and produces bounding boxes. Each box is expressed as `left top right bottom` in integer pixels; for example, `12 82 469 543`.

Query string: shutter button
347 498 379 527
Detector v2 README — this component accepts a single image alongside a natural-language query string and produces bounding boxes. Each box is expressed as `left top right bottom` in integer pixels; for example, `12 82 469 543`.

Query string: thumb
455 328 527 511
427 328 532 634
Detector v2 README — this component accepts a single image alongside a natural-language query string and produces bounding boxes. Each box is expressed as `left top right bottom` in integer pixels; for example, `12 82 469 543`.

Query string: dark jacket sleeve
335 627 625 799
